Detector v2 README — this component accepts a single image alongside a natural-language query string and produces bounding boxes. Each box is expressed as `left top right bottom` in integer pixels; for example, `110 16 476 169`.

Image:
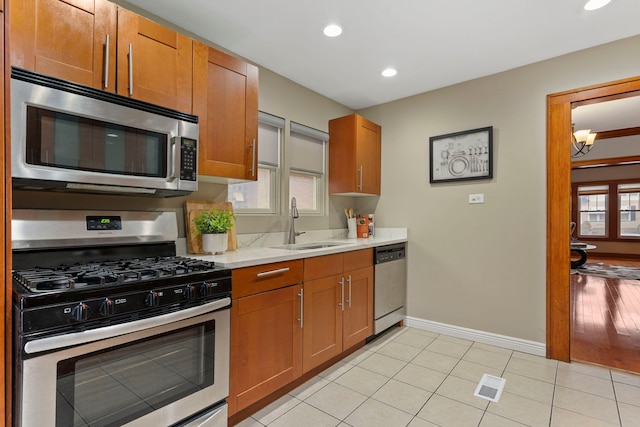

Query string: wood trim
571 89 640 108
546 75 640 362
572 155 640 169
3 3 10 425
594 126 640 139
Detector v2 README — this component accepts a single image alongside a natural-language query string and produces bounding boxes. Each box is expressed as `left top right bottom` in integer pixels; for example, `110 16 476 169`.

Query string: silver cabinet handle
128 43 134 96
298 288 304 328
250 138 256 177
103 34 110 89
357 165 363 191
256 267 290 277
339 277 345 311
347 275 352 308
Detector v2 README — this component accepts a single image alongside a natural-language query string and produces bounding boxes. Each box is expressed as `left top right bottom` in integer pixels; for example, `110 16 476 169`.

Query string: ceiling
572 94 640 133
123 0 640 110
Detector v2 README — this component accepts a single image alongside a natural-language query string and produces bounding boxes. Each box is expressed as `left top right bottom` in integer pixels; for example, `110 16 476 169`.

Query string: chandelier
571 125 597 158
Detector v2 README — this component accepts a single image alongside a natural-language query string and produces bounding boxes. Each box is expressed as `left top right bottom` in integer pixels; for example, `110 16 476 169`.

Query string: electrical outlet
469 193 485 204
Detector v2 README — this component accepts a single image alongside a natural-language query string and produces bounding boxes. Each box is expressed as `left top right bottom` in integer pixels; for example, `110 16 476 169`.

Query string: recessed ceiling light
381 68 397 77
584 0 611 10
323 24 342 37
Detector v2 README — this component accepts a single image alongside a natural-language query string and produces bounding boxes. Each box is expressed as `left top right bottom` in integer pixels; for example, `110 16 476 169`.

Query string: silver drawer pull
103 34 110 89
128 43 134 96
256 267 290 277
298 288 304 328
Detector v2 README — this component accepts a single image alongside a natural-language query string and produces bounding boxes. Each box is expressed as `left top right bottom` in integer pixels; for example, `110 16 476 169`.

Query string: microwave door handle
168 137 178 182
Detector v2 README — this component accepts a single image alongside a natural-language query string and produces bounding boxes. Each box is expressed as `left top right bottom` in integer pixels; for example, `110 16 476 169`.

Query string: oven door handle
24 297 231 355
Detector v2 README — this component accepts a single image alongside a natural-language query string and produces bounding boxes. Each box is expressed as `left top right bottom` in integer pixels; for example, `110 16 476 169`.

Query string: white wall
357 35 640 343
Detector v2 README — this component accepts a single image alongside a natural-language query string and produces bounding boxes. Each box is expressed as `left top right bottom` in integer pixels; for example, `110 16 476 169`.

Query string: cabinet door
355 116 381 194
229 285 303 415
194 42 259 181
116 8 192 113
343 266 374 349
328 114 381 195
302 274 343 372
10 0 117 89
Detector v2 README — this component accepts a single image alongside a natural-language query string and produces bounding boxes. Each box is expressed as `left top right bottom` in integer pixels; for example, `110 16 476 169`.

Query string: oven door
18 299 229 427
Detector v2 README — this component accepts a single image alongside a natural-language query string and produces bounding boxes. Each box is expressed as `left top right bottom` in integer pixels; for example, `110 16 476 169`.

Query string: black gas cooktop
14 256 220 293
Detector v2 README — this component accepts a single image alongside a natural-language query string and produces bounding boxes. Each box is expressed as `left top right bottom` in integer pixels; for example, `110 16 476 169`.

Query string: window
289 122 328 215
619 183 640 237
572 181 640 240
577 185 608 237
228 112 283 213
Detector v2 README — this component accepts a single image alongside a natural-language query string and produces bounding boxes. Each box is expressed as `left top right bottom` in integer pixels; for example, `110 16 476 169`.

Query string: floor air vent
473 374 506 403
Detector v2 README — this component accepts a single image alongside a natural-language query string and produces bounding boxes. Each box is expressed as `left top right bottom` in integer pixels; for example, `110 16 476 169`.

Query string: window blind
290 122 328 174
258 111 284 167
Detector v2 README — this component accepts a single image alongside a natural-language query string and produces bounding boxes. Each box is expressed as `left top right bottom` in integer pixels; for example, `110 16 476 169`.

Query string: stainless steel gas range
11 210 231 427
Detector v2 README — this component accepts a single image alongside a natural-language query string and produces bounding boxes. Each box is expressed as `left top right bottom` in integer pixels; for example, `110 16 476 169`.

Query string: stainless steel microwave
11 68 199 196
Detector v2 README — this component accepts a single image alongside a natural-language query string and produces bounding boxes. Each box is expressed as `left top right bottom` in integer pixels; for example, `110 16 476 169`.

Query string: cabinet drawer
343 248 373 271
303 253 343 281
232 260 303 298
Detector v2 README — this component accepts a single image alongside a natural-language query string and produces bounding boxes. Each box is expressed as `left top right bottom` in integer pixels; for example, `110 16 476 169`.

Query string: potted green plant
193 208 236 254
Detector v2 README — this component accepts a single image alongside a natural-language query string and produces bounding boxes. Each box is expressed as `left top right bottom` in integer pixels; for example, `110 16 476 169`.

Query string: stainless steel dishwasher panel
374 243 407 334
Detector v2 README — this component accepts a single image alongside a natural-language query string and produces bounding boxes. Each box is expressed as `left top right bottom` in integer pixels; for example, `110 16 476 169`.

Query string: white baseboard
404 316 546 357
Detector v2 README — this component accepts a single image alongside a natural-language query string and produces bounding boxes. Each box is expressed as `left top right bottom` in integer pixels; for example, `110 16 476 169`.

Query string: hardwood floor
570 257 640 373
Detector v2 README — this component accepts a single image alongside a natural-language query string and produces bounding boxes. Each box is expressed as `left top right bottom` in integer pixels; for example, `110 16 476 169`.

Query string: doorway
546 75 640 362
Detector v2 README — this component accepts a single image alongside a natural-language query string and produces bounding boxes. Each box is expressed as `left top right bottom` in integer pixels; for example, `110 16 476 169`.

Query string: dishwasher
374 243 407 334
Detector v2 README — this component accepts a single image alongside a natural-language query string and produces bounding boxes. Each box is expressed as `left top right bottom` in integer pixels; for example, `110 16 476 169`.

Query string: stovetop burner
12 210 232 342
13 256 218 293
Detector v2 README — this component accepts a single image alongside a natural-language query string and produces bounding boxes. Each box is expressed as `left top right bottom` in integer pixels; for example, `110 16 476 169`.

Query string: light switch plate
469 194 485 204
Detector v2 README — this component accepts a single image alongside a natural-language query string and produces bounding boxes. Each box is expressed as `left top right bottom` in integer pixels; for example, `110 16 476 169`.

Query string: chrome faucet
288 197 305 244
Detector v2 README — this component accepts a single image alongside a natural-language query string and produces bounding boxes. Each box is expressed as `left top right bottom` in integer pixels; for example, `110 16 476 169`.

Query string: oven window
55 322 215 427
26 106 167 178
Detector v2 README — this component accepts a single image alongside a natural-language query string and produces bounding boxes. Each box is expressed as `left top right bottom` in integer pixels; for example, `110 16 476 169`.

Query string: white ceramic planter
202 233 228 254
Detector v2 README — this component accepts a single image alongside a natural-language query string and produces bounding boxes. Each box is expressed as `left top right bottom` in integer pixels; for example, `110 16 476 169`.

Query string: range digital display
86 216 122 231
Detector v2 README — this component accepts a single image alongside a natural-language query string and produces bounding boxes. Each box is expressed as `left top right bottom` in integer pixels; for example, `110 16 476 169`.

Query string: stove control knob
99 298 115 316
71 303 90 321
145 291 160 307
198 283 211 297
183 285 196 300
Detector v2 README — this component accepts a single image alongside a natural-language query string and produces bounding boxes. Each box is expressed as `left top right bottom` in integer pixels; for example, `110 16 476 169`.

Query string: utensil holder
347 217 357 239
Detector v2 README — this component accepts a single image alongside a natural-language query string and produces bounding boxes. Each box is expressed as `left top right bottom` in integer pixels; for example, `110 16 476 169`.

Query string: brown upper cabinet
329 114 381 195
10 0 193 113
194 42 259 182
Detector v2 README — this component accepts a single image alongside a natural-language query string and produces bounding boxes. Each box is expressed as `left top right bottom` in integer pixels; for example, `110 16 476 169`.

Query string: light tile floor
235 326 640 427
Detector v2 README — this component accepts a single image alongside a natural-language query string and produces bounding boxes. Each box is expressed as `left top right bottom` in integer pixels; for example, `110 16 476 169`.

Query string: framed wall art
429 126 493 183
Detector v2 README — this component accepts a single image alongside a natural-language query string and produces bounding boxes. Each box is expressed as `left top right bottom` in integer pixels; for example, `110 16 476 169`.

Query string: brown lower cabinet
229 249 374 418
229 260 304 416
302 250 374 372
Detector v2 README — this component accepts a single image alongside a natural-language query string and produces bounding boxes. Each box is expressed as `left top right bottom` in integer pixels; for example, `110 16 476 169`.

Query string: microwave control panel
180 138 198 181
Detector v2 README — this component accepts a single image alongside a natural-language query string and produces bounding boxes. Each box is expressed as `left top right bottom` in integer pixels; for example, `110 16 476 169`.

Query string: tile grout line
548 360 559 427
610 369 624 427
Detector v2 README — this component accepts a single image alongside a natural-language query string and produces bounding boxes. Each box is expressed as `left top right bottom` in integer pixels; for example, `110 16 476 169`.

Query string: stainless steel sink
271 241 352 251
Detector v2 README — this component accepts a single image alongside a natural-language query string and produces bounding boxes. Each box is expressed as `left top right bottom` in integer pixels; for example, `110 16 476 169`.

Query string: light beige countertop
182 228 407 269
